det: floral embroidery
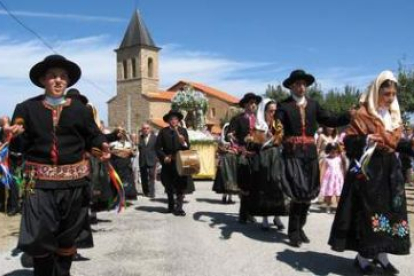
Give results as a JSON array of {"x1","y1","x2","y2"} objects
[
  {"x1": 392, "y1": 220, "x2": 409, "y2": 237},
  {"x1": 372, "y1": 214, "x2": 391, "y2": 233},
  {"x1": 371, "y1": 213, "x2": 409, "y2": 237}
]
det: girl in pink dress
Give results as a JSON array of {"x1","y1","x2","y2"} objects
[{"x1": 320, "y1": 143, "x2": 345, "y2": 213}]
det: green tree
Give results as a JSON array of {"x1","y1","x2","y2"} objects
[
  {"x1": 265, "y1": 84, "x2": 289, "y2": 102},
  {"x1": 397, "y1": 67, "x2": 414, "y2": 123}
]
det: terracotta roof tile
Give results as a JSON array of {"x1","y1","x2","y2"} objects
[
  {"x1": 144, "y1": 91, "x2": 176, "y2": 101},
  {"x1": 168, "y1": 81, "x2": 239, "y2": 104}
]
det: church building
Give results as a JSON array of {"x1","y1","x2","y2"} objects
[{"x1": 107, "y1": 10, "x2": 239, "y2": 133}]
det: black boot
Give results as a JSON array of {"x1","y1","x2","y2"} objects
[
  {"x1": 299, "y1": 203, "x2": 311, "y2": 243},
  {"x1": 54, "y1": 255, "x2": 73, "y2": 276},
  {"x1": 238, "y1": 195, "x2": 255, "y2": 223},
  {"x1": 33, "y1": 255, "x2": 55, "y2": 276},
  {"x1": 288, "y1": 202, "x2": 302, "y2": 247},
  {"x1": 174, "y1": 194, "x2": 186, "y2": 216},
  {"x1": 167, "y1": 193, "x2": 175, "y2": 213}
]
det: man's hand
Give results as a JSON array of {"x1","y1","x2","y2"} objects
[
  {"x1": 100, "y1": 142, "x2": 111, "y2": 162},
  {"x1": 164, "y1": 156, "x2": 172, "y2": 164},
  {"x1": 4, "y1": 125, "x2": 25, "y2": 138}
]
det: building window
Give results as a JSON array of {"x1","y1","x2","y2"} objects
[
  {"x1": 148, "y1": 58, "x2": 154, "y2": 78},
  {"x1": 211, "y1": 108, "x2": 216, "y2": 118},
  {"x1": 132, "y1": 58, "x2": 137, "y2": 78},
  {"x1": 123, "y1": 60, "x2": 128, "y2": 79}
]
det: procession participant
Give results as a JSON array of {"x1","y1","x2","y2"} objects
[
  {"x1": 0, "y1": 116, "x2": 21, "y2": 216},
  {"x1": 227, "y1": 92, "x2": 262, "y2": 224},
  {"x1": 316, "y1": 126, "x2": 338, "y2": 159},
  {"x1": 212, "y1": 123, "x2": 238, "y2": 204},
  {"x1": 109, "y1": 129, "x2": 138, "y2": 200},
  {"x1": 138, "y1": 123, "x2": 157, "y2": 198},
  {"x1": 329, "y1": 71, "x2": 411, "y2": 275},
  {"x1": 65, "y1": 89, "x2": 121, "y2": 211},
  {"x1": 276, "y1": 69, "x2": 353, "y2": 247},
  {"x1": 6, "y1": 54, "x2": 110, "y2": 276},
  {"x1": 251, "y1": 98, "x2": 287, "y2": 230},
  {"x1": 155, "y1": 110, "x2": 192, "y2": 216},
  {"x1": 319, "y1": 142, "x2": 345, "y2": 214}
]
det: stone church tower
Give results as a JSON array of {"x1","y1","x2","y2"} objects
[{"x1": 108, "y1": 10, "x2": 160, "y2": 132}]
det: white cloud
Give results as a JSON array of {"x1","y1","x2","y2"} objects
[
  {"x1": 0, "y1": 35, "x2": 117, "y2": 120},
  {"x1": 159, "y1": 44, "x2": 275, "y2": 96},
  {"x1": 313, "y1": 67, "x2": 376, "y2": 91},
  {"x1": 0, "y1": 10, "x2": 125, "y2": 23}
]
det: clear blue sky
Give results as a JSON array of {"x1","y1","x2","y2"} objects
[{"x1": 1, "y1": 0, "x2": 413, "y2": 118}]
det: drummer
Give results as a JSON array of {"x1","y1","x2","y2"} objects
[{"x1": 155, "y1": 110, "x2": 192, "y2": 216}]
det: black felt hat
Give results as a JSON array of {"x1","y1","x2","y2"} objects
[
  {"x1": 66, "y1": 88, "x2": 88, "y2": 105},
  {"x1": 29, "y1": 55, "x2": 81, "y2": 88},
  {"x1": 239, "y1": 92, "x2": 262, "y2": 107},
  {"x1": 282, "y1": 69, "x2": 315, "y2": 88},
  {"x1": 163, "y1": 110, "x2": 184, "y2": 122}
]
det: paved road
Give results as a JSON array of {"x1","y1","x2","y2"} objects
[{"x1": 1, "y1": 181, "x2": 412, "y2": 276}]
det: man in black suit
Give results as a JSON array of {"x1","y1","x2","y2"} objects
[
  {"x1": 138, "y1": 123, "x2": 157, "y2": 198},
  {"x1": 155, "y1": 110, "x2": 191, "y2": 216}
]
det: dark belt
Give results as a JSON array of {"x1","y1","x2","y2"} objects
[{"x1": 25, "y1": 160, "x2": 90, "y2": 181}]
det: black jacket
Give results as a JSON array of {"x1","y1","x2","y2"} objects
[
  {"x1": 227, "y1": 113, "x2": 251, "y2": 146},
  {"x1": 138, "y1": 133, "x2": 157, "y2": 167},
  {"x1": 10, "y1": 94, "x2": 106, "y2": 165},
  {"x1": 276, "y1": 96, "x2": 350, "y2": 158},
  {"x1": 155, "y1": 126, "x2": 190, "y2": 165}
]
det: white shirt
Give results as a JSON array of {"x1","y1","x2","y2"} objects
[{"x1": 377, "y1": 108, "x2": 393, "y2": 131}]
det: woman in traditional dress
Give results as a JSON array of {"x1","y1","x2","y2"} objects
[
  {"x1": 249, "y1": 99, "x2": 287, "y2": 230},
  {"x1": 329, "y1": 71, "x2": 411, "y2": 275},
  {"x1": 212, "y1": 123, "x2": 238, "y2": 204}
]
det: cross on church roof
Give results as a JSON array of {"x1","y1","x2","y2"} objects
[{"x1": 118, "y1": 9, "x2": 157, "y2": 49}]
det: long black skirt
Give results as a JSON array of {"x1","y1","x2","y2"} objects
[
  {"x1": 329, "y1": 151, "x2": 411, "y2": 258},
  {"x1": 248, "y1": 147, "x2": 288, "y2": 216},
  {"x1": 110, "y1": 156, "x2": 137, "y2": 198},
  {"x1": 90, "y1": 156, "x2": 114, "y2": 209},
  {"x1": 212, "y1": 153, "x2": 239, "y2": 194}
]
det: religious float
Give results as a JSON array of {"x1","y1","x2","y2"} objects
[{"x1": 171, "y1": 85, "x2": 217, "y2": 179}]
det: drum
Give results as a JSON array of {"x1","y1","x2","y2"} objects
[{"x1": 175, "y1": 150, "x2": 201, "y2": 176}]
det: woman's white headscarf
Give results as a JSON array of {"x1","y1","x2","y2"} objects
[
  {"x1": 220, "y1": 123, "x2": 230, "y2": 145},
  {"x1": 359, "y1": 70, "x2": 401, "y2": 131},
  {"x1": 255, "y1": 98, "x2": 275, "y2": 133}
]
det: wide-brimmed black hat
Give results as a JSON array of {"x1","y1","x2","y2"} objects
[
  {"x1": 163, "y1": 110, "x2": 184, "y2": 122},
  {"x1": 282, "y1": 69, "x2": 315, "y2": 88},
  {"x1": 29, "y1": 55, "x2": 81, "y2": 88},
  {"x1": 239, "y1": 92, "x2": 262, "y2": 107},
  {"x1": 66, "y1": 88, "x2": 88, "y2": 105}
]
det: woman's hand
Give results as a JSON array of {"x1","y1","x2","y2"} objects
[{"x1": 367, "y1": 134, "x2": 383, "y2": 144}]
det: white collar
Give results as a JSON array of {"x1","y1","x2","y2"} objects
[{"x1": 291, "y1": 94, "x2": 307, "y2": 106}]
